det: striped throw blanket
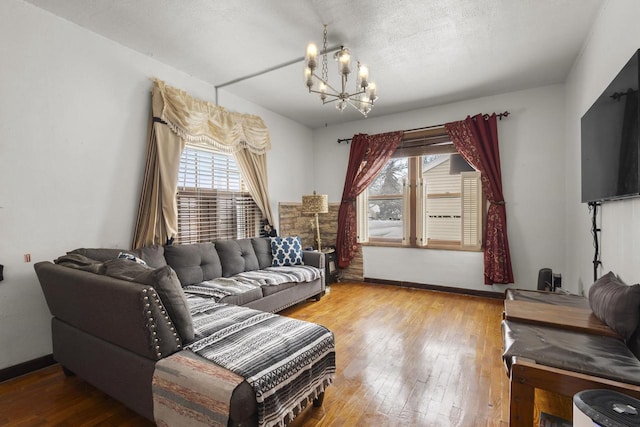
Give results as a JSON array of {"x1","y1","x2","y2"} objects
[
  {"x1": 152, "y1": 351, "x2": 244, "y2": 427},
  {"x1": 185, "y1": 299, "x2": 335, "y2": 427},
  {"x1": 183, "y1": 277, "x2": 261, "y2": 302},
  {"x1": 234, "y1": 265, "x2": 322, "y2": 286}
]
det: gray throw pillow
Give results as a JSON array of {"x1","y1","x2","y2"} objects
[
  {"x1": 68, "y1": 248, "x2": 125, "y2": 262},
  {"x1": 589, "y1": 271, "x2": 640, "y2": 340},
  {"x1": 103, "y1": 259, "x2": 194, "y2": 342},
  {"x1": 133, "y1": 245, "x2": 167, "y2": 269},
  {"x1": 54, "y1": 253, "x2": 104, "y2": 274}
]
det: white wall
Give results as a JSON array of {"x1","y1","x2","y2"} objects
[
  {"x1": 312, "y1": 85, "x2": 567, "y2": 293},
  {"x1": 0, "y1": 0, "x2": 314, "y2": 369},
  {"x1": 564, "y1": 0, "x2": 640, "y2": 295}
]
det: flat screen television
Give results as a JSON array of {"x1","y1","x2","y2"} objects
[{"x1": 581, "y1": 49, "x2": 640, "y2": 203}]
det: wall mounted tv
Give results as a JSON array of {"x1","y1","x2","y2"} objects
[{"x1": 581, "y1": 49, "x2": 640, "y2": 203}]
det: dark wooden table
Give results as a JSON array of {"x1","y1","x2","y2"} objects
[{"x1": 503, "y1": 299, "x2": 621, "y2": 339}]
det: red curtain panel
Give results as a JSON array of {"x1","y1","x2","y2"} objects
[
  {"x1": 337, "y1": 131, "x2": 403, "y2": 268},
  {"x1": 445, "y1": 114, "x2": 514, "y2": 285}
]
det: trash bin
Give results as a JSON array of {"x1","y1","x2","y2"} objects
[{"x1": 574, "y1": 389, "x2": 640, "y2": 426}]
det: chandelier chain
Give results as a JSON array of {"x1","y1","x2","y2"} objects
[{"x1": 321, "y1": 25, "x2": 328, "y2": 83}]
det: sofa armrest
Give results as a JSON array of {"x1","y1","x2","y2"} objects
[
  {"x1": 35, "y1": 261, "x2": 181, "y2": 360},
  {"x1": 302, "y1": 250, "x2": 325, "y2": 269}
]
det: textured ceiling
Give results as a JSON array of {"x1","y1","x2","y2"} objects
[{"x1": 25, "y1": 0, "x2": 604, "y2": 128}]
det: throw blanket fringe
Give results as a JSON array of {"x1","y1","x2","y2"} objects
[{"x1": 186, "y1": 303, "x2": 335, "y2": 427}]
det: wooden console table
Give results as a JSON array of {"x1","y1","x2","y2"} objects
[{"x1": 503, "y1": 299, "x2": 621, "y2": 339}]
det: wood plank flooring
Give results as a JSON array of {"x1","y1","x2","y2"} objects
[{"x1": 0, "y1": 282, "x2": 511, "y2": 426}]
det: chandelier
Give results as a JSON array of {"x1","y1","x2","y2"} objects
[{"x1": 304, "y1": 25, "x2": 378, "y2": 117}]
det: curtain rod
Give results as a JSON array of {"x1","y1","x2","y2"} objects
[{"x1": 336, "y1": 111, "x2": 510, "y2": 144}]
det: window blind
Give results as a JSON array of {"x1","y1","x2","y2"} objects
[{"x1": 176, "y1": 146, "x2": 262, "y2": 244}]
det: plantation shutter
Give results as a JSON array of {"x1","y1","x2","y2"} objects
[
  {"x1": 461, "y1": 171, "x2": 482, "y2": 250},
  {"x1": 415, "y1": 178, "x2": 427, "y2": 247},
  {"x1": 176, "y1": 145, "x2": 262, "y2": 243},
  {"x1": 356, "y1": 191, "x2": 369, "y2": 243}
]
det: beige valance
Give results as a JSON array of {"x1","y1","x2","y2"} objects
[{"x1": 152, "y1": 79, "x2": 271, "y2": 154}]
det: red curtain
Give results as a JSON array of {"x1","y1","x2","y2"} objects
[
  {"x1": 337, "y1": 131, "x2": 403, "y2": 268},
  {"x1": 445, "y1": 114, "x2": 514, "y2": 285}
]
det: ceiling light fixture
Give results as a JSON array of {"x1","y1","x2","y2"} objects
[{"x1": 304, "y1": 25, "x2": 378, "y2": 117}]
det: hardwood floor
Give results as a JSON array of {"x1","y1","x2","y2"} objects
[{"x1": 0, "y1": 282, "x2": 511, "y2": 426}]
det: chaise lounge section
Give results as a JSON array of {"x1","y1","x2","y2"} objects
[{"x1": 35, "y1": 236, "x2": 335, "y2": 426}]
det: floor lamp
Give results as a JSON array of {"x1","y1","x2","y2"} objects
[{"x1": 301, "y1": 191, "x2": 329, "y2": 252}]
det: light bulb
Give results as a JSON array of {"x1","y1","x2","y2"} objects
[
  {"x1": 319, "y1": 82, "x2": 327, "y2": 101},
  {"x1": 359, "y1": 65, "x2": 369, "y2": 87},
  {"x1": 337, "y1": 48, "x2": 351, "y2": 75},
  {"x1": 304, "y1": 67, "x2": 313, "y2": 89},
  {"x1": 306, "y1": 43, "x2": 318, "y2": 70},
  {"x1": 368, "y1": 82, "x2": 377, "y2": 101}
]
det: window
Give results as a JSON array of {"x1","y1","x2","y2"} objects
[
  {"x1": 176, "y1": 145, "x2": 262, "y2": 243},
  {"x1": 357, "y1": 128, "x2": 484, "y2": 251}
]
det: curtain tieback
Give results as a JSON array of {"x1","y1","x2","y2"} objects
[{"x1": 491, "y1": 200, "x2": 506, "y2": 206}]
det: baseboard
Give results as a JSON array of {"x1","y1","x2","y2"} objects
[
  {"x1": 363, "y1": 277, "x2": 504, "y2": 300},
  {"x1": 0, "y1": 354, "x2": 56, "y2": 383}
]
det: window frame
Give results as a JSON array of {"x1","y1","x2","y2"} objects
[
  {"x1": 357, "y1": 128, "x2": 485, "y2": 252},
  {"x1": 175, "y1": 144, "x2": 262, "y2": 244}
]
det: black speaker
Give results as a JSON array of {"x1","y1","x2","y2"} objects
[
  {"x1": 537, "y1": 268, "x2": 553, "y2": 291},
  {"x1": 553, "y1": 273, "x2": 562, "y2": 289}
]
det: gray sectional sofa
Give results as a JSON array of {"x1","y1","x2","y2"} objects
[{"x1": 34, "y1": 237, "x2": 332, "y2": 426}]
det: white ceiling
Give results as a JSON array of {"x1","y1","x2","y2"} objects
[{"x1": 25, "y1": 0, "x2": 604, "y2": 129}]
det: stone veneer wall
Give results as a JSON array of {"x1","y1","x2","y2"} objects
[{"x1": 278, "y1": 202, "x2": 363, "y2": 282}]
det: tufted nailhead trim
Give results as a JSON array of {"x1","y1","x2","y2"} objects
[{"x1": 141, "y1": 286, "x2": 183, "y2": 360}]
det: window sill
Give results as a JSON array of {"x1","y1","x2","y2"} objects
[{"x1": 360, "y1": 241, "x2": 482, "y2": 252}]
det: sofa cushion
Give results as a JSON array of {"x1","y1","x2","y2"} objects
[
  {"x1": 589, "y1": 271, "x2": 640, "y2": 340},
  {"x1": 215, "y1": 239, "x2": 260, "y2": 277},
  {"x1": 164, "y1": 243, "x2": 222, "y2": 286},
  {"x1": 261, "y1": 281, "x2": 298, "y2": 297},
  {"x1": 251, "y1": 237, "x2": 273, "y2": 269},
  {"x1": 103, "y1": 258, "x2": 195, "y2": 342},
  {"x1": 502, "y1": 319, "x2": 640, "y2": 386},
  {"x1": 270, "y1": 236, "x2": 303, "y2": 267},
  {"x1": 183, "y1": 279, "x2": 264, "y2": 306}
]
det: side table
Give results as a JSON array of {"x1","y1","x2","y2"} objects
[{"x1": 322, "y1": 247, "x2": 339, "y2": 285}]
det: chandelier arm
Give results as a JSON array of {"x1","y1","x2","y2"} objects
[
  {"x1": 311, "y1": 72, "x2": 342, "y2": 97},
  {"x1": 345, "y1": 99, "x2": 369, "y2": 116},
  {"x1": 321, "y1": 98, "x2": 340, "y2": 105},
  {"x1": 308, "y1": 89, "x2": 340, "y2": 101},
  {"x1": 346, "y1": 91, "x2": 369, "y2": 102}
]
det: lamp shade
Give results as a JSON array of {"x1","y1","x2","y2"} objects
[{"x1": 301, "y1": 192, "x2": 328, "y2": 214}]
